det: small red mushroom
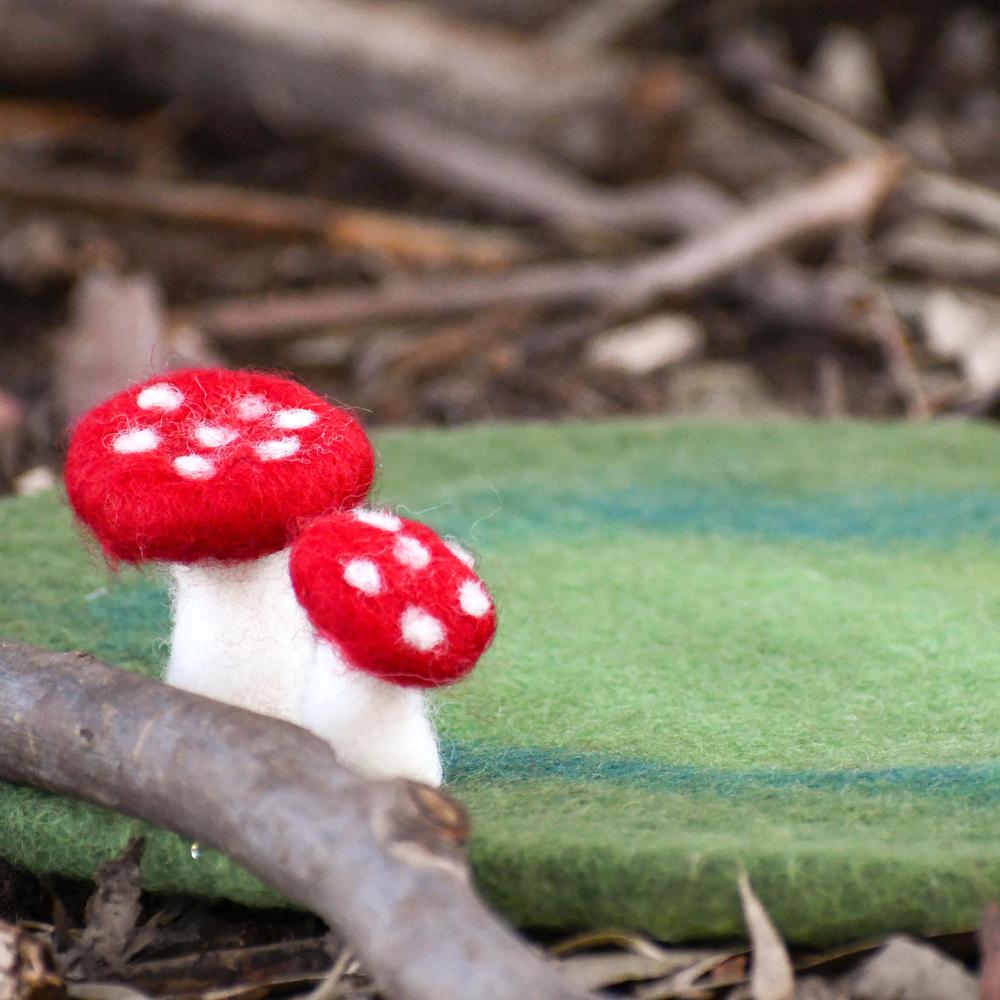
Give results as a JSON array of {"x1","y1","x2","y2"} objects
[
  {"x1": 289, "y1": 508, "x2": 497, "y2": 783},
  {"x1": 291, "y1": 508, "x2": 496, "y2": 687},
  {"x1": 65, "y1": 368, "x2": 374, "y2": 720},
  {"x1": 65, "y1": 367, "x2": 374, "y2": 564}
]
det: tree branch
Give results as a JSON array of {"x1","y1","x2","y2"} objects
[
  {"x1": 0, "y1": 0, "x2": 681, "y2": 172},
  {"x1": 0, "y1": 640, "x2": 589, "y2": 1000},
  {"x1": 0, "y1": 162, "x2": 530, "y2": 270},
  {"x1": 362, "y1": 109, "x2": 730, "y2": 236},
  {"x1": 197, "y1": 154, "x2": 904, "y2": 340}
]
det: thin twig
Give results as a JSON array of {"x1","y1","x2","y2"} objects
[
  {"x1": 363, "y1": 110, "x2": 729, "y2": 237},
  {"x1": 851, "y1": 282, "x2": 932, "y2": 420},
  {"x1": 0, "y1": 163, "x2": 530, "y2": 269},
  {"x1": 615, "y1": 153, "x2": 904, "y2": 310},
  {"x1": 304, "y1": 948, "x2": 356, "y2": 1000},
  {"x1": 758, "y1": 83, "x2": 882, "y2": 157},
  {"x1": 760, "y1": 83, "x2": 1000, "y2": 240},
  {"x1": 122, "y1": 938, "x2": 333, "y2": 994},
  {"x1": 197, "y1": 154, "x2": 903, "y2": 340},
  {"x1": 909, "y1": 173, "x2": 1000, "y2": 241}
]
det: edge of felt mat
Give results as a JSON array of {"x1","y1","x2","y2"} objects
[{"x1": 4, "y1": 418, "x2": 1000, "y2": 945}]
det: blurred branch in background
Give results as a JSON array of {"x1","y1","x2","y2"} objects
[
  {"x1": 196, "y1": 154, "x2": 902, "y2": 336},
  {"x1": 542, "y1": 0, "x2": 680, "y2": 55},
  {"x1": 0, "y1": 0, "x2": 689, "y2": 173},
  {"x1": 0, "y1": 0, "x2": 998, "y2": 480}
]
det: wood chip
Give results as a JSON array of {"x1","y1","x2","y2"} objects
[{"x1": 586, "y1": 314, "x2": 704, "y2": 375}]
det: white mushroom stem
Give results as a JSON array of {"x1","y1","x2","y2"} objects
[
  {"x1": 166, "y1": 549, "x2": 314, "y2": 723},
  {"x1": 299, "y1": 642, "x2": 443, "y2": 786}
]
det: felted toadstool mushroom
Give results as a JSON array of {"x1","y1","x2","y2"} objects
[
  {"x1": 65, "y1": 368, "x2": 374, "y2": 721},
  {"x1": 289, "y1": 507, "x2": 497, "y2": 784}
]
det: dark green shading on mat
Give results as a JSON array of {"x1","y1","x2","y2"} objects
[{"x1": 3, "y1": 421, "x2": 1000, "y2": 944}]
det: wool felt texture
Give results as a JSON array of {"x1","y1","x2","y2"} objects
[
  {"x1": 299, "y1": 646, "x2": 443, "y2": 785},
  {"x1": 290, "y1": 510, "x2": 497, "y2": 687},
  {"x1": 167, "y1": 551, "x2": 315, "y2": 722},
  {"x1": 4, "y1": 420, "x2": 1000, "y2": 945},
  {"x1": 290, "y1": 508, "x2": 495, "y2": 785},
  {"x1": 65, "y1": 368, "x2": 375, "y2": 564}
]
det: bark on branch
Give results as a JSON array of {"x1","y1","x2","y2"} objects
[{"x1": 0, "y1": 640, "x2": 589, "y2": 1000}]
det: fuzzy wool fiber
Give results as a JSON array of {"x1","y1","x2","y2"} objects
[
  {"x1": 290, "y1": 508, "x2": 496, "y2": 785},
  {"x1": 5, "y1": 421, "x2": 1000, "y2": 945},
  {"x1": 299, "y1": 644, "x2": 443, "y2": 785},
  {"x1": 291, "y1": 510, "x2": 496, "y2": 687},
  {"x1": 65, "y1": 368, "x2": 374, "y2": 564},
  {"x1": 167, "y1": 550, "x2": 315, "y2": 722}
]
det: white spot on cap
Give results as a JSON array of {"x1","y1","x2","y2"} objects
[
  {"x1": 394, "y1": 535, "x2": 431, "y2": 569},
  {"x1": 137, "y1": 384, "x2": 183, "y2": 411},
  {"x1": 354, "y1": 508, "x2": 402, "y2": 532},
  {"x1": 274, "y1": 408, "x2": 318, "y2": 430},
  {"x1": 234, "y1": 394, "x2": 270, "y2": 421},
  {"x1": 112, "y1": 428, "x2": 160, "y2": 454},
  {"x1": 343, "y1": 558, "x2": 382, "y2": 595},
  {"x1": 459, "y1": 579, "x2": 491, "y2": 617},
  {"x1": 194, "y1": 424, "x2": 238, "y2": 449},
  {"x1": 446, "y1": 540, "x2": 476, "y2": 568},
  {"x1": 173, "y1": 454, "x2": 216, "y2": 480},
  {"x1": 401, "y1": 607, "x2": 445, "y2": 652},
  {"x1": 255, "y1": 437, "x2": 300, "y2": 461}
]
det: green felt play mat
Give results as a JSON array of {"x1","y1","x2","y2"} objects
[{"x1": 3, "y1": 420, "x2": 1000, "y2": 946}]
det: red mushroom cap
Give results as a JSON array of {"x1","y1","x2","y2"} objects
[
  {"x1": 65, "y1": 368, "x2": 375, "y2": 564},
  {"x1": 290, "y1": 509, "x2": 497, "y2": 688}
]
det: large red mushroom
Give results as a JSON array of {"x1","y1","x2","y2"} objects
[
  {"x1": 290, "y1": 507, "x2": 496, "y2": 784},
  {"x1": 65, "y1": 368, "x2": 374, "y2": 720}
]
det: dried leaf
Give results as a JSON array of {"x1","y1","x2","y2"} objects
[
  {"x1": 711, "y1": 954, "x2": 749, "y2": 981},
  {"x1": 634, "y1": 951, "x2": 747, "y2": 1000},
  {"x1": 54, "y1": 270, "x2": 168, "y2": 426},
  {"x1": 549, "y1": 928, "x2": 674, "y2": 960},
  {"x1": 738, "y1": 873, "x2": 794, "y2": 1000},
  {"x1": 559, "y1": 951, "x2": 699, "y2": 991},
  {"x1": 67, "y1": 838, "x2": 145, "y2": 976}
]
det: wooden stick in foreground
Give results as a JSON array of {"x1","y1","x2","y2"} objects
[
  {"x1": 198, "y1": 154, "x2": 904, "y2": 340},
  {"x1": 0, "y1": 640, "x2": 589, "y2": 1000}
]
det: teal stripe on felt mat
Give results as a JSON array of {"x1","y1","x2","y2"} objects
[
  {"x1": 443, "y1": 742, "x2": 1000, "y2": 803},
  {"x1": 405, "y1": 484, "x2": 1000, "y2": 545},
  {"x1": 4, "y1": 419, "x2": 1000, "y2": 945}
]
